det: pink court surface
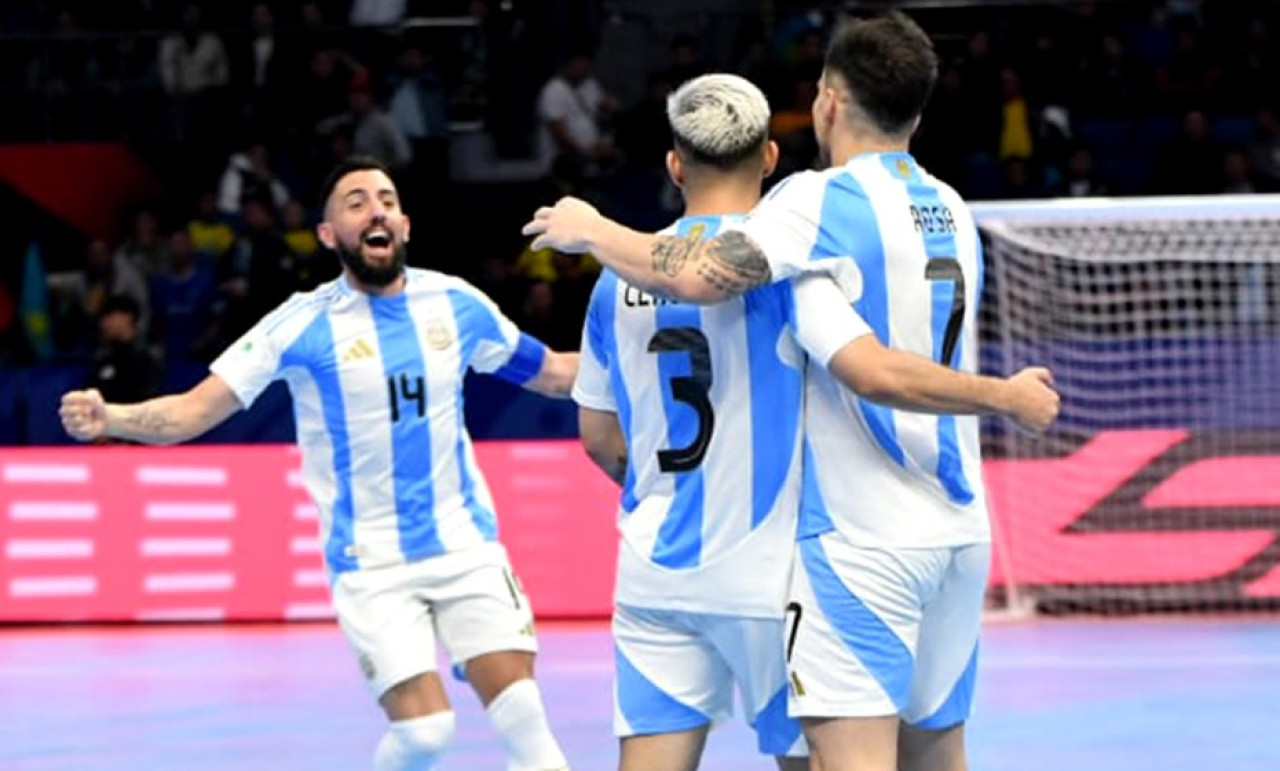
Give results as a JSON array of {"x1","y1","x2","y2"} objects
[{"x1": 2, "y1": 616, "x2": 1278, "y2": 770}]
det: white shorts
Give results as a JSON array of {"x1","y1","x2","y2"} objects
[
  {"x1": 613, "y1": 604, "x2": 806, "y2": 757},
  {"x1": 785, "y1": 534, "x2": 989, "y2": 727},
  {"x1": 332, "y1": 542, "x2": 537, "y2": 697}
]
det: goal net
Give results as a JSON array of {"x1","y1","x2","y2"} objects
[{"x1": 974, "y1": 195, "x2": 1280, "y2": 616}]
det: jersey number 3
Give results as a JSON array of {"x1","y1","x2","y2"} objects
[
  {"x1": 925, "y1": 257, "x2": 966, "y2": 366},
  {"x1": 647, "y1": 327, "x2": 714, "y2": 473}
]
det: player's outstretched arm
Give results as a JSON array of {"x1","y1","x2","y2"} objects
[
  {"x1": 522, "y1": 197, "x2": 772, "y2": 305},
  {"x1": 522, "y1": 351, "x2": 580, "y2": 399},
  {"x1": 578, "y1": 407, "x2": 627, "y2": 487},
  {"x1": 827, "y1": 339, "x2": 1060, "y2": 434},
  {"x1": 59, "y1": 375, "x2": 244, "y2": 445}
]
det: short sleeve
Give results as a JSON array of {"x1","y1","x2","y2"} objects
[
  {"x1": 446, "y1": 280, "x2": 545, "y2": 384},
  {"x1": 723, "y1": 171, "x2": 828, "y2": 282},
  {"x1": 537, "y1": 80, "x2": 573, "y2": 122},
  {"x1": 790, "y1": 273, "x2": 874, "y2": 367},
  {"x1": 209, "y1": 314, "x2": 289, "y2": 408},
  {"x1": 571, "y1": 273, "x2": 616, "y2": 412}
]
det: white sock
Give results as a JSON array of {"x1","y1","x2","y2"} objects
[
  {"x1": 485, "y1": 679, "x2": 569, "y2": 771},
  {"x1": 374, "y1": 711, "x2": 456, "y2": 771}
]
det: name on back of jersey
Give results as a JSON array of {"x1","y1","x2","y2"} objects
[
  {"x1": 623, "y1": 285, "x2": 675, "y2": 308},
  {"x1": 910, "y1": 204, "x2": 957, "y2": 234}
]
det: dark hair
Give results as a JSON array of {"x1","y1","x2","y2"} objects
[
  {"x1": 100, "y1": 294, "x2": 141, "y2": 320},
  {"x1": 318, "y1": 155, "x2": 394, "y2": 210},
  {"x1": 825, "y1": 12, "x2": 938, "y2": 136}
]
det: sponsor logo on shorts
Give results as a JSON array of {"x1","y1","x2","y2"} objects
[{"x1": 520, "y1": 620, "x2": 536, "y2": 637}]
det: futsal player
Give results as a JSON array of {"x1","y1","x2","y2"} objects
[
  {"x1": 61, "y1": 157, "x2": 577, "y2": 771},
  {"x1": 566, "y1": 54, "x2": 1058, "y2": 771}
]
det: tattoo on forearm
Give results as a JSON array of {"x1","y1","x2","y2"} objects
[
  {"x1": 650, "y1": 231, "x2": 771, "y2": 298},
  {"x1": 123, "y1": 406, "x2": 178, "y2": 437},
  {"x1": 650, "y1": 235, "x2": 698, "y2": 277}
]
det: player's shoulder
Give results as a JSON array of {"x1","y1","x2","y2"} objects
[
  {"x1": 405, "y1": 268, "x2": 484, "y2": 299},
  {"x1": 257, "y1": 280, "x2": 342, "y2": 340},
  {"x1": 760, "y1": 169, "x2": 838, "y2": 205}
]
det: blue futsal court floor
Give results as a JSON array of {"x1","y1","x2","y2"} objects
[{"x1": 1, "y1": 617, "x2": 1278, "y2": 770}]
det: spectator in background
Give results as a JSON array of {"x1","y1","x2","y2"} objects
[
  {"x1": 1222, "y1": 149, "x2": 1256, "y2": 194},
  {"x1": 87, "y1": 294, "x2": 159, "y2": 413},
  {"x1": 291, "y1": 47, "x2": 364, "y2": 139},
  {"x1": 149, "y1": 230, "x2": 219, "y2": 363},
  {"x1": 1248, "y1": 107, "x2": 1280, "y2": 192},
  {"x1": 157, "y1": 2, "x2": 228, "y2": 144},
  {"x1": 535, "y1": 51, "x2": 618, "y2": 177},
  {"x1": 998, "y1": 69, "x2": 1034, "y2": 161},
  {"x1": 999, "y1": 157, "x2": 1049, "y2": 199},
  {"x1": 664, "y1": 34, "x2": 707, "y2": 89},
  {"x1": 1059, "y1": 147, "x2": 1113, "y2": 198},
  {"x1": 99, "y1": 32, "x2": 162, "y2": 144},
  {"x1": 228, "y1": 3, "x2": 286, "y2": 128},
  {"x1": 218, "y1": 199, "x2": 291, "y2": 342},
  {"x1": 187, "y1": 191, "x2": 236, "y2": 265},
  {"x1": 1079, "y1": 33, "x2": 1145, "y2": 116},
  {"x1": 217, "y1": 141, "x2": 292, "y2": 217},
  {"x1": 1151, "y1": 108, "x2": 1224, "y2": 194},
  {"x1": 389, "y1": 45, "x2": 451, "y2": 217},
  {"x1": 114, "y1": 208, "x2": 169, "y2": 277},
  {"x1": 319, "y1": 73, "x2": 413, "y2": 171},
  {"x1": 79, "y1": 238, "x2": 151, "y2": 337},
  {"x1": 1154, "y1": 25, "x2": 1216, "y2": 114},
  {"x1": 280, "y1": 200, "x2": 327, "y2": 291}
]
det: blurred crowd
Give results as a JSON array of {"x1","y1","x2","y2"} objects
[{"x1": 2, "y1": 0, "x2": 1279, "y2": 408}]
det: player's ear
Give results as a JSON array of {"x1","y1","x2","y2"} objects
[
  {"x1": 762, "y1": 140, "x2": 779, "y2": 179},
  {"x1": 402, "y1": 213, "x2": 411, "y2": 244},
  {"x1": 317, "y1": 221, "x2": 336, "y2": 250},
  {"x1": 665, "y1": 150, "x2": 684, "y2": 189}
]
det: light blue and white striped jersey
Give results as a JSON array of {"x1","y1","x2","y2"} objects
[
  {"x1": 211, "y1": 268, "x2": 546, "y2": 575},
  {"x1": 573, "y1": 215, "x2": 809, "y2": 617},
  {"x1": 730, "y1": 152, "x2": 991, "y2": 548}
]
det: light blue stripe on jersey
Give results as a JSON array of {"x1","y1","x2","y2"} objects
[
  {"x1": 371, "y1": 294, "x2": 445, "y2": 560},
  {"x1": 445, "y1": 289, "x2": 504, "y2": 538},
  {"x1": 590, "y1": 271, "x2": 639, "y2": 511},
  {"x1": 816, "y1": 174, "x2": 905, "y2": 466},
  {"x1": 650, "y1": 300, "x2": 706, "y2": 569},
  {"x1": 886, "y1": 155, "x2": 974, "y2": 504},
  {"x1": 649, "y1": 215, "x2": 712, "y2": 569},
  {"x1": 281, "y1": 312, "x2": 358, "y2": 573},
  {"x1": 743, "y1": 286, "x2": 800, "y2": 529},
  {"x1": 798, "y1": 439, "x2": 836, "y2": 538}
]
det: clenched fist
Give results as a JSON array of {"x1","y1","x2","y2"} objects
[
  {"x1": 60, "y1": 389, "x2": 109, "y2": 442},
  {"x1": 1005, "y1": 367, "x2": 1060, "y2": 435}
]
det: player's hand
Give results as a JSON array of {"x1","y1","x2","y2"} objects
[
  {"x1": 1005, "y1": 367, "x2": 1060, "y2": 435},
  {"x1": 521, "y1": 196, "x2": 602, "y2": 254},
  {"x1": 60, "y1": 389, "x2": 109, "y2": 442}
]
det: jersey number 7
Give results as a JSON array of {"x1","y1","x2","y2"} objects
[
  {"x1": 647, "y1": 327, "x2": 714, "y2": 473},
  {"x1": 925, "y1": 257, "x2": 966, "y2": 366}
]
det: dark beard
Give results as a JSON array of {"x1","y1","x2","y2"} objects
[{"x1": 335, "y1": 239, "x2": 407, "y2": 288}]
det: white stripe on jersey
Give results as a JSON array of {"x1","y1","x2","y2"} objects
[{"x1": 732, "y1": 153, "x2": 991, "y2": 548}]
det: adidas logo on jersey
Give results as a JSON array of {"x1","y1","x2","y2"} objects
[{"x1": 341, "y1": 339, "x2": 375, "y2": 363}]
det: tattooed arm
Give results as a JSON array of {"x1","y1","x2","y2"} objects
[
  {"x1": 59, "y1": 375, "x2": 244, "y2": 445},
  {"x1": 523, "y1": 197, "x2": 773, "y2": 304}
]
